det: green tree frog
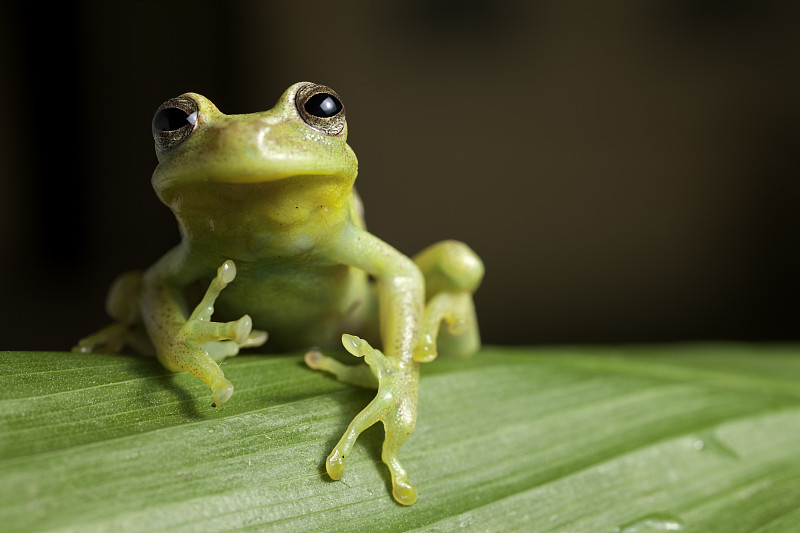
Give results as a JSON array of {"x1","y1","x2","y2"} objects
[{"x1": 75, "y1": 82, "x2": 483, "y2": 505}]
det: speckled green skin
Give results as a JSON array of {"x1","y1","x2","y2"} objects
[{"x1": 75, "y1": 82, "x2": 483, "y2": 505}]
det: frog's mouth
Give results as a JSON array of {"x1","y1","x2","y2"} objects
[
  {"x1": 156, "y1": 170, "x2": 356, "y2": 216},
  {"x1": 154, "y1": 163, "x2": 356, "y2": 192},
  {"x1": 204, "y1": 167, "x2": 345, "y2": 184}
]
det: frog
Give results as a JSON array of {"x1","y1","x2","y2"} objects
[{"x1": 74, "y1": 82, "x2": 484, "y2": 506}]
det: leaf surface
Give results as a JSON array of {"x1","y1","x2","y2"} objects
[{"x1": 2, "y1": 345, "x2": 799, "y2": 532}]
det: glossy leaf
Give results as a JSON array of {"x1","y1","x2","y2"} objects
[{"x1": 1, "y1": 345, "x2": 799, "y2": 532}]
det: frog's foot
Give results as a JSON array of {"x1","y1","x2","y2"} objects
[
  {"x1": 413, "y1": 291, "x2": 480, "y2": 362},
  {"x1": 159, "y1": 260, "x2": 263, "y2": 407},
  {"x1": 73, "y1": 271, "x2": 153, "y2": 355},
  {"x1": 73, "y1": 323, "x2": 130, "y2": 354},
  {"x1": 164, "y1": 314, "x2": 248, "y2": 406},
  {"x1": 73, "y1": 323, "x2": 154, "y2": 356},
  {"x1": 185, "y1": 260, "x2": 266, "y2": 354},
  {"x1": 316, "y1": 335, "x2": 419, "y2": 505}
]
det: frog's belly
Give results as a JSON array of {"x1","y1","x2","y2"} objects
[{"x1": 209, "y1": 264, "x2": 375, "y2": 351}]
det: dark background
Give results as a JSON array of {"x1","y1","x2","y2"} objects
[{"x1": 2, "y1": 1, "x2": 799, "y2": 350}]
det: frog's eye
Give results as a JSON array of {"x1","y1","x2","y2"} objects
[
  {"x1": 152, "y1": 96, "x2": 199, "y2": 151},
  {"x1": 295, "y1": 83, "x2": 346, "y2": 136}
]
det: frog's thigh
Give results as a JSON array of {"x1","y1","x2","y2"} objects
[
  {"x1": 413, "y1": 241, "x2": 484, "y2": 360},
  {"x1": 106, "y1": 271, "x2": 144, "y2": 325},
  {"x1": 413, "y1": 240, "x2": 483, "y2": 296}
]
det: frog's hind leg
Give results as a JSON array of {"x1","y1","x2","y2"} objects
[
  {"x1": 73, "y1": 271, "x2": 154, "y2": 355},
  {"x1": 415, "y1": 291, "x2": 479, "y2": 362},
  {"x1": 412, "y1": 240, "x2": 484, "y2": 362}
]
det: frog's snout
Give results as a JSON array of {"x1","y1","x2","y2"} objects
[{"x1": 213, "y1": 119, "x2": 276, "y2": 156}]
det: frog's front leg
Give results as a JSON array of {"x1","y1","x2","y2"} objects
[
  {"x1": 307, "y1": 335, "x2": 419, "y2": 505},
  {"x1": 306, "y1": 225, "x2": 425, "y2": 505},
  {"x1": 144, "y1": 259, "x2": 267, "y2": 406}
]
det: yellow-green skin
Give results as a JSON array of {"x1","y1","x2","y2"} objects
[{"x1": 75, "y1": 82, "x2": 483, "y2": 506}]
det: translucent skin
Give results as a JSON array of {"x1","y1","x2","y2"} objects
[{"x1": 75, "y1": 82, "x2": 484, "y2": 505}]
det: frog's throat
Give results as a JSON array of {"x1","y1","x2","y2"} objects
[{"x1": 159, "y1": 173, "x2": 355, "y2": 228}]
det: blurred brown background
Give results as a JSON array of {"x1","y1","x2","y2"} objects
[{"x1": 1, "y1": 1, "x2": 798, "y2": 349}]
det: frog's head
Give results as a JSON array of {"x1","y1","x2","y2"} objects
[{"x1": 150, "y1": 82, "x2": 358, "y2": 206}]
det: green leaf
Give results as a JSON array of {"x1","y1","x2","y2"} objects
[{"x1": 2, "y1": 345, "x2": 800, "y2": 532}]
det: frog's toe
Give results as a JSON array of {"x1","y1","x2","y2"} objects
[
  {"x1": 217, "y1": 260, "x2": 237, "y2": 284},
  {"x1": 341, "y1": 334, "x2": 388, "y2": 372},
  {"x1": 341, "y1": 334, "x2": 363, "y2": 356},
  {"x1": 392, "y1": 480, "x2": 417, "y2": 506},
  {"x1": 72, "y1": 343, "x2": 93, "y2": 354},
  {"x1": 304, "y1": 349, "x2": 325, "y2": 369},
  {"x1": 231, "y1": 314, "x2": 253, "y2": 345},
  {"x1": 412, "y1": 333, "x2": 438, "y2": 363},
  {"x1": 326, "y1": 449, "x2": 346, "y2": 480},
  {"x1": 211, "y1": 378, "x2": 234, "y2": 407},
  {"x1": 242, "y1": 329, "x2": 268, "y2": 348}
]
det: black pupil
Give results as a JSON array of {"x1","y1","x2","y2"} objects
[
  {"x1": 304, "y1": 93, "x2": 341, "y2": 118},
  {"x1": 153, "y1": 107, "x2": 191, "y2": 132}
]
